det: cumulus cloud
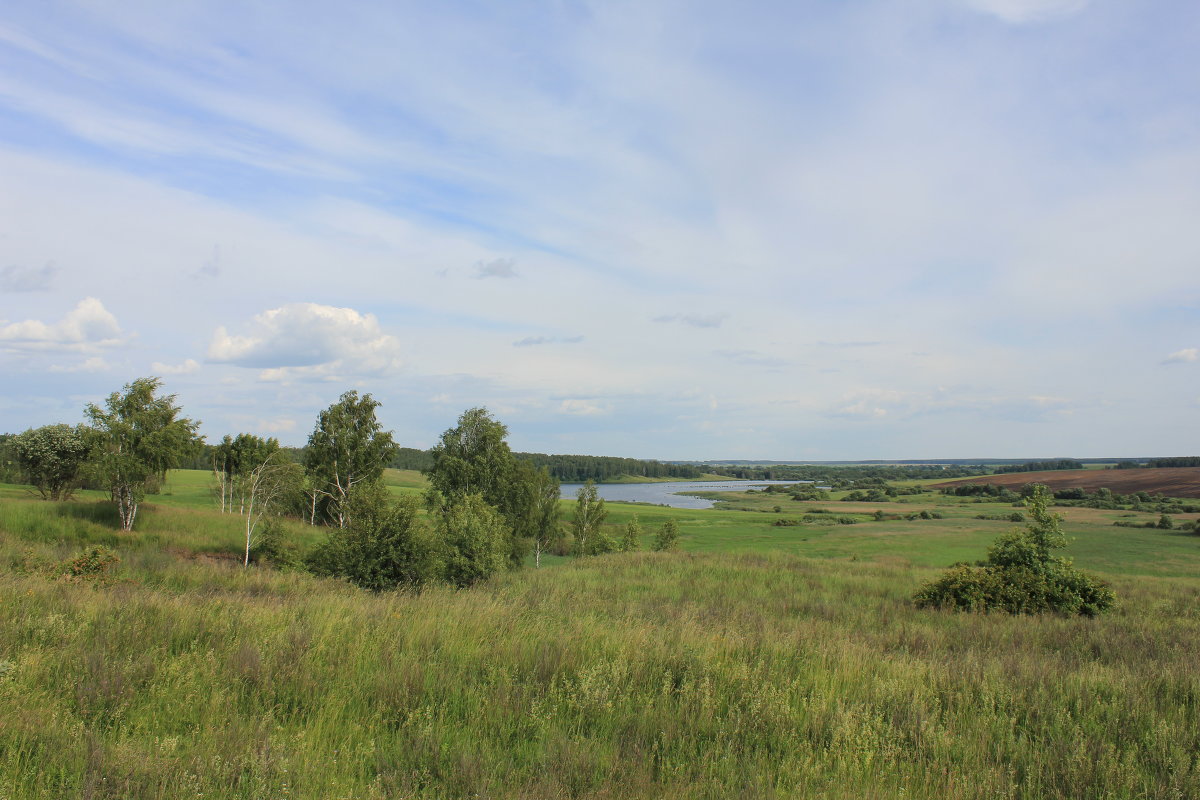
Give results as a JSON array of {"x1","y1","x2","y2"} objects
[
  {"x1": 558, "y1": 398, "x2": 611, "y2": 416},
  {"x1": 1163, "y1": 348, "x2": 1198, "y2": 364},
  {"x1": 47, "y1": 356, "x2": 111, "y2": 373},
  {"x1": 151, "y1": 358, "x2": 200, "y2": 375},
  {"x1": 474, "y1": 258, "x2": 518, "y2": 279},
  {"x1": 962, "y1": 0, "x2": 1091, "y2": 24},
  {"x1": 653, "y1": 313, "x2": 728, "y2": 329},
  {"x1": 0, "y1": 297, "x2": 129, "y2": 352},
  {"x1": 513, "y1": 335, "x2": 584, "y2": 347},
  {"x1": 207, "y1": 303, "x2": 402, "y2": 380},
  {"x1": 1, "y1": 262, "x2": 57, "y2": 292}
]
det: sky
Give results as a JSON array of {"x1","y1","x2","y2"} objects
[{"x1": 0, "y1": 0, "x2": 1197, "y2": 460}]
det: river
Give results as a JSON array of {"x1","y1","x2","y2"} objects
[{"x1": 558, "y1": 480, "x2": 810, "y2": 510}]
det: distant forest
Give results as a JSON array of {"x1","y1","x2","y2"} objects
[
  {"x1": 994, "y1": 459, "x2": 1084, "y2": 474},
  {"x1": 1147, "y1": 457, "x2": 1200, "y2": 468},
  {"x1": 385, "y1": 447, "x2": 703, "y2": 481}
]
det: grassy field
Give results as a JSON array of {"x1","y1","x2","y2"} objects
[{"x1": 1, "y1": 470, "x2": 1199, "y2": 798}]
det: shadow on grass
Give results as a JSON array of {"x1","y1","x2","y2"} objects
[{"x1": 53, "y1": 500, "x2": 121, "y2": 527}]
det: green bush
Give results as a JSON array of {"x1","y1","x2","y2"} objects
[
  {"x1": 914, "y1": 485, "x2": 1115, "y2": 617},
  {"x1": 306, "y1": 489, "x2": 442, "y2": 592}
]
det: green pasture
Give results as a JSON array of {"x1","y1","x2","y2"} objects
[{"x1": 2, "y1": 469, "x2": 1200, "y2": 798}]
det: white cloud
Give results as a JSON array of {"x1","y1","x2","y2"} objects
[
  {"x1": 558, "y1": 398, "x2": 611, "y2": 416},
  {"x1": 151, "y1": 358, "x2": 201, "y2": 375},
  {"x1": 513, "y1": 335, "x2": 584, "y2": 347},
  {"x1": 1, "y1": 262, "x2": 56, "y2": 292},
  {"x1": 258, "y1": 417, "x2": 297, "y2": 433},
  {"x1": 653, "y1": 313, "x2": 728, "y2": 329},
  {"x1": 47, "y1": 356, "x2": 111, "y2": 373},
  {"x1": 962, "y1": 0, "x2": 1091, "y2": 24},
  {"x1": 0, "y1": 297, "x2": 129, "y2": 353},
  {"x1": 1163, "y1": 348, "x2": 1198, "y2": 364},
  {"x1": 207, "y1": 303, "x2": 402, "y2": 381},
  {"x1": 474, "y1": 258, "x2": 518, "y2": 279}
]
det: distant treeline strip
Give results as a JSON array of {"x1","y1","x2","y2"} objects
[
  {"x1": 172, "y1": 444, "x2": 702, "y2": 483},
  {"x1": 994, "y1": 459, "x2": 1083, "y2": 474},
  {"x1": 391, "y1": 447, "x2": 703, "y2": 482},
  {"x1": 702, "y1": 464, "x2": 988, "y2": 481},
  {"x1": 1147, "y1": 457, "x2": 1200, "y2": 468}
]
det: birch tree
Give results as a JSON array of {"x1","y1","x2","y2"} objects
[
  {"x1": 303, "y1": 391, "x2": 398, "y2": 528},
  {"x1": 571, "y1": 479, "x2": 608, "y2": 556},
  {"x1": 240, "y1": 451, "x2": 301, "y2": 565},
  {"x1": 524, "y1": 465, "x2": 562, "y2": 567},
  {"x1": 85, "y1": 377, "x2": 200, "y2": 531}
]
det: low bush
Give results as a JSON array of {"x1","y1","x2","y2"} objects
[{"x1": 915, "y1": 485, "x2": 1115, "y2": 617}]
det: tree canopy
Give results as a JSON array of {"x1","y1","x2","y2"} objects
[
  {"x1": 10, "y1": 424, "x2": 92, "y2": 501},
  {"x1": 85, "y1": 377, "x2": 201, "y2": 531},
  {"x1": 303, "y1": 391, "x2": 398, "y2": 528}
]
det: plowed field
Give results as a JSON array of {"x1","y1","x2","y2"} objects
[{"x1": 930, "y1": 467, "x2": 1200, "y2": 498}]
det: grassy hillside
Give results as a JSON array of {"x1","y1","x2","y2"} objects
[{"x1": 1, "y1": 472, "x2": 1199, "y2": 798}]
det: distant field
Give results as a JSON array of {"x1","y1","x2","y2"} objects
[{"x1": 930, "y1": 467, "x2": 1200, "y2": 498}]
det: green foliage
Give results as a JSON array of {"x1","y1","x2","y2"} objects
[
  {"x1": 915, "y1": 486, "x2": 1115, "y2": 616},
  {"x1": 84, "y1": 377, "x2": 201, "y2": 531},
  {"x1": 621, "y1": 515, "x2": 643, "y2": 551},
  {"x1": 1146, "y1": 456, "x2": 1200, "y2": 468},
  {"x1": 426, "y1": 407, "x2": 534, "y2": 566},
  {"x1": 303, "y1": 391, "x2": 398, "y2": 528},
  {"x1": 56, "y1": 545, "x2": 121, "y2": 585},
  {"x1": 10, "y1": 424, "x2": 92, "y2": 500},
  {"x1": 994, "y1": 459, "x2": 1084, "y2": 474},
  {"x1": 426, "y1": 407, "x2": 514, "y2": 506},
  {"x1": 307, "y1": 487, "x2": 439, "y2": 591},
  {"x1": 438, "y1": 493, "x2": 509, "y2": 588},
  {"x1": 211, "y1": 432, "x2": 280, "y2": 513},
  {"x1": 247, "y1": 517, "x2": 300, "y2": 569},
  {"x1": 515, "y1": 451, "x2": 701, "y2": 482},
  {"x1": 653, "y1": 518, "x2": 680, "y2": 552},
  {"x1": 508, "y1": 462, "x2": 562, "y2": 567},
  {"x1": 571, "y1": 480, "x2": 608, "y2": 556}
]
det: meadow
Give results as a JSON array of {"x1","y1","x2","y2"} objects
[{"x1": 1, "y1": 470, "x2": 1198, "y2": 798}]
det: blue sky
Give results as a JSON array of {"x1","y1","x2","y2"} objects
[{"x1": 1, "y1": 0, "x2": 1197, "y2": 460}]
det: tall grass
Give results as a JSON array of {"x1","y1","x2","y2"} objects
[{"x1": 1, "y1": 539, "x2": 1198, "y2": 798}]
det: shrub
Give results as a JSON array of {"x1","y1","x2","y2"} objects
[
  {"x1": 653, "y1": 519, "x2": 680, "y2": 551},
  {"x1": 56, "y1": 545, "x2": 121, "y2": 585},
  {"x1": 306, "y1": 490, "x2": 442, "y2": 592},
  {"x1": 914, "y1": 485, "x2": 1115, "y2": 616}
]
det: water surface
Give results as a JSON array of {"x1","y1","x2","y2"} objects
[{"x1": 558, "y1": 480, "x2": 807, "y2": 510}]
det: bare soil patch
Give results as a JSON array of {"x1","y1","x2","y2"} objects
[{"x1": 929, "y1": 467, "x2": 1200, "y2": 499}]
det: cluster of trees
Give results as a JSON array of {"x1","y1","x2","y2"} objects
[
  {"x1": 993, "y1": 459, "x2": 1083, "y2": 474},
  {"x1": 514, "y1": 454, "x2": 700, "y2": 482},
  {"x1": 4, "y1": 382, "x2": 687, "y2": 591},
  {"x1": 4, "y1": 378, "x2": 202, "y2": 531},
  {"x1": 386, "y1": 448, "x2": 703, "y2": 482}
]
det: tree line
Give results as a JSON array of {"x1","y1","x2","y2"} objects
[
  {"x1": 702, "y1": 463, "x2": 989, "y2": 482},
  {"x1": 993, "y1": 459, "x2": 1084, "y2": 474},
  {"x1": 1, "y1": 378, "x2": 683, "y2": 590}
]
